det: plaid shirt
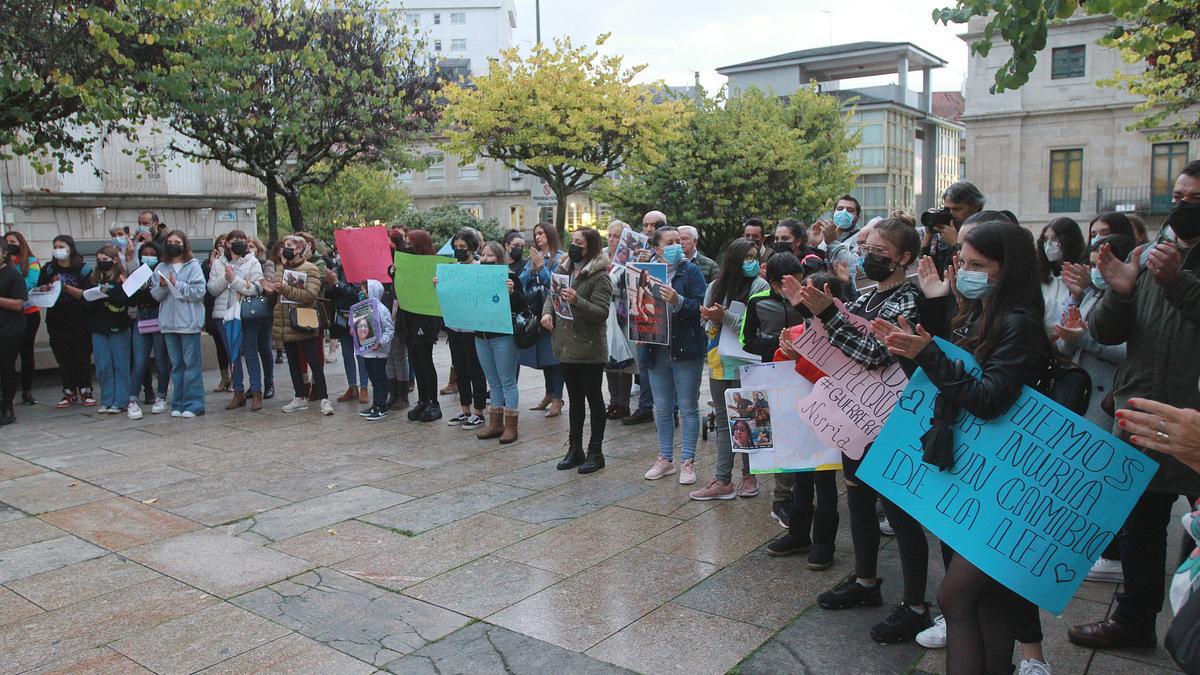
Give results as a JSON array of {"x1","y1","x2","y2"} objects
[{"x1": 823, "y1": 281, "x2": 922, "y2": 370}]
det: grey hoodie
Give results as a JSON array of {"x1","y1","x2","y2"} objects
[{"x1": 149, "y1": 258, "x2": 206, "y2": 333}]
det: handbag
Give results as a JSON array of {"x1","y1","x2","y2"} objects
[
  {"x1": 136, "y1": 318, "x2": 160, "y2": 335},
  {"x1": 1036, "y1": 358, "x2": 1092, "y2": 417},
  {"x1": 512, "y1": 307, "x2": 540, "y2": 349},
  {"x1": 289, "y1": 306, "x2": 321, "y2": 335},
  {"x1": 240, "y1": 293, "x2": 271, "y2": 321},
  {"x1": 1167, "y1": 589, "x2": 1200, "y2": 673}
]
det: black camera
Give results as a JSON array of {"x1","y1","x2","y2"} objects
[{"x1": 921, "y1": 207, "x2": 953, "y2": 229}]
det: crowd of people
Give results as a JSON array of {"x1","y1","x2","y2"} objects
[{"x1": 1, "y1": 161, "x2": 1199, "y2": 673}]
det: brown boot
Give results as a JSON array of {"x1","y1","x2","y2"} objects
[
  {"x1": 225, "y1": 391, "x2": 246, "y2": 410},
  {"x1": 212, "y1": 366, "x2": 231, "y2": 392},
  {"x1": 499, "y1": 409, "x2": 519, "y2": 444},
  {"x1": 358, "y1": 388, "x2": 369, "y2": 404},
  {"x1": 250, "y1": 391, "x2": 263, "y2": 411},
  {"x1": 476, "y1": 407, "x2": 504, "y2": 440},
  {"x1": 529, "y1": 394, "x2": 551, "y2": 411},
  {"x1": 544, "y1": 398, "x2": 563, "y2": 418},
  {"x1": 337, "y1": 387, "x2": 358, "y2": 402}
]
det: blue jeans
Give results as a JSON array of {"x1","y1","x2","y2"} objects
[
  {"x1": 91, "y1": 330, "x2": 131, "y2": 408},
  {"x1": 635, "y1": 348, "x2": 654, "y2": 412},
  {"x1": 164, "y1": 332, "x2": 204, "y2": 414},
  {"x1": 339, "y1": 333, "x2": 368, "y2": 388},
  {"x1": 543, "y1": 364, "x2": 564, "y2": 400},
  {"x1": 240, "y1": 318, "x2": 271, "y2": 393},
  {"x1": 646, "y1": 355, "x2": 703, "y2": 462},
  {"x1": 475, "y1": 335, "x2": 520, "y2": 409},
  {"x1": 131, "y1": 329, "x2": 170, "y2": 402}
]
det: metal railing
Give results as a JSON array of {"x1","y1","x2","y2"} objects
[{"x1": 1096, "y1": 186, "x2": 1175, "y2": 215}]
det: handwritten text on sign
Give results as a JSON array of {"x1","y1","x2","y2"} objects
[
  {"x1": 435, "y1": 263, "x2": 512, "y2": 334},
  {"x1": 856, "y1": 338, "x2": 1156, "y2": 614},
  {"x1": 791, "y1": 300, "x2": 907, "y2": 459}
]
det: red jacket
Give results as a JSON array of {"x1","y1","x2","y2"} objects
[{"x1": 773, "y1": 324, "x2": 826, "y2": 383}]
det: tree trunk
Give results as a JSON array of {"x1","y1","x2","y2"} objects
[
  {"x1": 283, "y1": 188, "x2": 305, "y2": 232},
  {"x1": 267, "y1": 186, "x2": 279, "y2": 245},
  {"x1": 553, "y1": 190, "x2": 568, "y2": 241}
]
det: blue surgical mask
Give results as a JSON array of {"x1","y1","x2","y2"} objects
[
  {"x1": 742, "y1": 260, "x2": 760, "y2": 277},
  {"x1": 833, "y1": 209, "x2": 855, "y2": 230},
  {"x1": 142, "y1": 256, "x2": 158, "y2": 268},
  {"x1": 955, "y1": 269, "x2": 995, "y2": 299},
  {"x1": 1089, "y1": 267, "x2": 1108, "y2": 290},
  {"x1": 112, "y1": 236, "x2": 127, "y2": 248},
  {"x1": 662, "y1": 243, "x2": 684, "y2": 266}
]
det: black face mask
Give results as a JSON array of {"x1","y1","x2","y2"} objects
[
  {"x1": 453, "y1": 248, "x2": 471, "y2": 262},
  {"x1": 862, "y1": 252, "x2": 896, "y2": 282},
  {"x1": 1168, "y1": 201, "x2": 1200, "y2": 241},
  {"x1": 281, "y1": 248, "x2": 296, "y2": 261},
  {"x1": 772, "y1": 241, "x2": 794, "y2": 254},
  {"x1": 96, "y1": 259, "x2": 114, "y2": 272},
  {"x1": 6, "y1": 243, "x2": 19, "y2": 257},
  {"x1": 165, "y1": 244, "x2": 184, "y2": 258},
  {"x1": 510, "y1": 246, "x2": 524, "y2": 262},
  {"x1": 230, "y1": 241, "x2": 248, "y2": 256},
  {"x1": 568, "y1": 244, "x2": 584, "y2": 263}
]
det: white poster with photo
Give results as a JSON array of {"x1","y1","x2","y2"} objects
[
  {"x1": 724, "y1": 387, "x2": 775, "y2": 453},
  {"x1": 739, "y1": 361, "x2": 842, "y2": 473},
  {"x1": 281, "y1": 269, "x2": 307, "y2": 304}
]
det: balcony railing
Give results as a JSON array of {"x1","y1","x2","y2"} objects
[{"x1": 1096, "y1": 186, "x2": 1175, "y2": 215}]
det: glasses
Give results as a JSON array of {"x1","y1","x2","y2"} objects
[{"x1": 858, "y1": 245, "x2": 888, "y2": 257}]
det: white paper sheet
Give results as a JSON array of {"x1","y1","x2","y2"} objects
[
  {"x1": 27, "y1": 280, "x2": 61, "y2": 309},
  {"x1": 157, "y1": 269, "x2": 182, "y2": 299},
  {"x1": 82, "y1": 287, "x2": 109, "y2": 302},
  {"x1": 716, "y1": 301, "x2": 758, "y2": 363},
  {"x1": 739, "y1": 362, "x2": 842, "y2": 474},
  {"x1": 122, "y1": 264, "x2": 153, "y2": 296}
]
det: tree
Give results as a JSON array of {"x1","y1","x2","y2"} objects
[
  {"x1": 441, "y1": 34, "x2": 688, "y2": 238},
  {"x1": 255, "y1": 163, "x2": 412, "y2": 242},
  {"x1": 393, "y1": 205, "x2": 504, "y2": 246},
  {"x1": 596, "y1": 87, "x2": 859, "y2": 254},
  {"x1": 934, "y1": 0, "x2": 1200, "y2": 137},
  {"x1": 0, "y1": 0, "x2": 183, "y2": 172},
  {"x1": 141, "y1": 0, "x2": 441, "y2": 239}
]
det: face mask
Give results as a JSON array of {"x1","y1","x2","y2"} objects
[
  {"x1": 6, "y1": 243, "x2": 19, "y2": 257},
  {"x1": 955, "y1": 269, "x2": 995, "y2": 300},
  {"x1": 112, "y1": 236, "x2": 127, "y2": 248},
  {"x1": 142, "y1": 256, "x2": 158, "y2": 268},
  {"x1": 742, "y1": 260, "x2": 760, "y2": 277},
  {"x1": 772, "y1": 241, "x2": 793, "y2": 254},
  {"x1": 1167, "y1": 200, "x2": 1200, "y2": 241},
  {"x1": 510, "y1": 246, "x2": 524, "y2": 262},
  {"x1": 281, "y1": 247, "x2": 296, "y2": 261},
  {"x1": 453, "y1": 248, "x2": 471, "y2": 262},
  {"x1": 861, "y1": 252, "x2": 896, "y2": 282},
  {"x1": 661, "y1": 243, "x2": 684, "y2": 265},
  {"x1": 1090, "y1": 267, "x2": 1108, "y2": 290},
  {"x1": 166, "y1": 244, "x2": 184, "y2": 258},
  {"x1": 52, "y1": 248, "x2": 70, "y2": 261},
  {"x1": 1089, "y1": 235, "x2": 1102, "y2": 248},
  {"x1": 230, "y1": 241, "x2": 248, "y2": 256},
  {"x1": 568, "y1": 244, "x2": 584, "y2": 263},
  {"x1": 833, "y1": 209, "x2": 855, "y2": 230},
  {"x1": 96, "y1": 259, "x2": 114, "y2": 272},
  {"x1": 137, "y1": 225, "x2": 151, "y2": 235},
  {"x1": 1042, "y1": 240, "x2": 1063, "y2": 263}
]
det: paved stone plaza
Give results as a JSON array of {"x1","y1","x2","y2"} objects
[{"x1": 0, "y1": 346, "x2": 1183, "y2": 673}]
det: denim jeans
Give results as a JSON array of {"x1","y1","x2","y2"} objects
[
  {"x1": 709, "y1": 378, "x2": 750, "y2": 483},
  {"x1": 475, "y1": 335, "x2": 520, "y2": 409},
  {"x1": 164, "y1": 332, "x2": 204, "y2": 414},
  {"x1": 362, "y1": 357, "x2": 389, "y2": 408},
  {"x1": 240, "y1": 318, "x2": 271, "y2": 393},
  {"x1": 91, "y1": 330, "x2": 131, "y2": 409},
  {"x1": 543, "y1": 364, "x2": 564, "y2": 400},
  {"x1": 131, "y1": 329, "x2": 170, "y2": 402},
  {"x1": 646, "y1": 355, "x2": 703, "y2": 462},
  {"x1": 339, "y1": 333, "x2": 368, "y2": 388}
]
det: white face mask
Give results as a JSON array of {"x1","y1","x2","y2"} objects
[
  {"x1": 1042, "y1": 239, "x2": 1063, "y2": 263},
  {"x1": 52, "y1": 248, "x2": 69, "y2": 260}
]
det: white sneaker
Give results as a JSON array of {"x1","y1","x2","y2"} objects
[
  {"x1": 282, "y1": 398, "x2": 309, "y2": 413},
  {"x1": 1086, "y1": 557, "x2": 1124, "y2": 583},
  {"x1": 170, "y1": 410, "x2": 182, "y2": 418},
  {"x1": 180, "y1": 411, "x2": 197, "y2": 419},
  {"x1": 644, "y1": 457, "x2": 676, "y2": 480},
  {"x1": 151, "y1": 398, "x2": 168, "y2": 414},
  {"x1": 916, "y1": 615, "x2": 946, "y2": 649},
  {"x1": 127, "y1": 402, "x2": 143, "y2": 420},
  {"x1": 1019, "y1": 658, "x2": 1052, "y2": 675},
  {"x1": 678, "y1": 459, "x2": 697, "y2": 485},
  {"x1": 320, "y1": 399, "x2": 335, "y2": 416}
]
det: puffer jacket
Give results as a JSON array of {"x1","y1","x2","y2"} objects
[
  {"x1": 543, "y1": 251, "x2": 612, "y2": 364},
  {"x1": 1091, "y1": 243, "x2": 1200, "y2": 495},
  {"x1": 207, "y1": 254, "x2": 263, "y2": 320},
  {"x1": 271, "y1": 259, "x2": 322, "y2": 343}
]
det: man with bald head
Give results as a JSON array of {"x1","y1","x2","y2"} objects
[{"x1": 642, "y1": 211, "x2": 668, "y2": 236}]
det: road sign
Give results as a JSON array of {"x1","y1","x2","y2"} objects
[{"x1": 531, "y1": 178, "x2": 556, "y2": 207}]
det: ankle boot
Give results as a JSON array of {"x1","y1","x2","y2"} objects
[
  {"x1": 389, "y1": 386, "x2": 410, "y2": 411},
  {"x1": 407, "y1": 400, "x2": 429, "y2": 421},
  {"x1": 250, "y1": 391, "x2": 263, "y2": 411},
  {"x1": 385, "y1": 380, "x2": 399, "y2": 408},
  {"x1": 225, "y1": 391, "x2": 246, "y2": 410},
  {"x1": 419, "y1": 400, "x2": 442, "y2": 422},
  {"x1": 477, "y1": 407, "x2": 504, "y2": 440},
  {"x1": 500, "y1": 409, "x2": 519, "y2": 444},
  {"x1": 530, "y1": 394, "x2": 551, "y2": 411},
  {"x1": 578, "y1": 441, "x2": 605, "y2": 474},
  {"x1": 556, "y1": 438, "x2": 584, "y2": 470},
  {"x1": 337, "y1": 386, "x2": 359, "y2": 402},
  {"x1": 544, "y1": 398, "x2": 563, "y2": 418},
  {"x1": 213, "y1": 366, "x2": 231, "y2": 392}
]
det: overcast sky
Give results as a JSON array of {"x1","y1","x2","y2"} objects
[{"x1": 510, "y1": 0, "x2": 970, "y2": 94}]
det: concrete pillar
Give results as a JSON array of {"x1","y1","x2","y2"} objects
[
  {"x1": 923, "y1": 67, "x2": 933, "y2": 113},
  {"x1": 897, "y1": 54, "x2": 909, "y2": 94}
]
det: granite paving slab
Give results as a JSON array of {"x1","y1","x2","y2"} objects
[
  {"x1": 391, "y1": 622, "x2": 635, "y2": 674},
  {"x1": 233, "y1": 568, "x2": 469, "y2": 668},
  {"x1": 487, "y1": 476, "x2": 647, "y2": 526},
  {"x1": 640, "y1": 497, "x2": 782, "y2": 566},
  {"x1": 6, "y1": 554, "x2": 161, "y2": 610},
  {"x1": 0, "y1": 503, "x2": 23, "y2": 524},
  {"x1": 0, "y1": 471, "x2": 113, "y2": 514},
  {"x1": 360, "y1": 480, "x2": 535, "y2": 535},
  {"x1": 403, "y1": 556, "x2": 565, "y2": 619},
  {"x1": 23, "y1": 647, "x2": 153, "y2": 675},
  {"x1": 268, "y1": 519, "x2": 416, "y2": 566},
  {"x1": 111, "y1": 602, "x2": 291, "y2": 673},
  {"x1": 0, "y1": 534, "x2": 107, "y2": 584},
  {"x1": 495, "y1": 505, "x2": 680, "y2": 576},
  {"x1": 0, "y1": 586, "x2": 42, "y2": 628},
  {"x1": 40, "y1": 497, "x2": 200, "y2": 551},
  {"x1": 0, "y1": 454, "x2": 46, "y2": 481},
  {"x1": 0, "y1": 517, "x2": 64, "y2": 551},
  {"x1": 196, "y1": 634, "x2": 376, "y2": 674},
  {"x1": 125, "y1": 530, "x2": 313, "y2": 598},
  {"x1": 242, "y1": 485, "x2": 412, "y2": 541},
  {"x1": 171, "y1": 489, "x2": 290, "y2": 527}
]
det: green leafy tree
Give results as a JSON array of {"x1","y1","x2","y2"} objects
[
  {"x1": 441, "y1": 34, "x2": 688, "y2": 238},
  {"x1": 255, "y1": 163, "x2": 412, "y2": 242},
  {"x1": 596, "y1": 87, "x2": 859, "y2": 254},
  {"x1": 142, "y1": 0, "x2": 441, "y2": 242},
  {"x1": 393, "y1": 205, "x2": 504, "y2": 246},
  {"x1": 934, "y1": 0, "x2": 1200, "y2": 137}
]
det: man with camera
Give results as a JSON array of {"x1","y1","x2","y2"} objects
[{"x1": 920, "y1": 181, "x2": 986, "y2": 273}]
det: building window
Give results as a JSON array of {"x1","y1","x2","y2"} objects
[
  {"x1": 425, "y1": 153, "x2": 445, "y2": 181},
  {"x1": 397, "y1": 169, "x2": 414, "y2": 184},
  {"x1": 853, "y1": 147, "x2": 884, "y2": 168},
  {"x1": 459, "y1": 202, "x2": 482, "y2": 219},
  {"x1": 858, "y1": 124, "x2": 883, "y2": 145},
  {"x1": 509, "y1": 167, "x2": 523, "y2": 182},
  {"x1": 1152, "y1": 142, "x2": 1190, "y2": 210},
  {"x1": 450, "y1": 12, "x2": 466, "y2": 24},
  {"x1": 450, "y1": 38, "x2": 467, "y2": 52},
  {"x1": 433, "y1": 40, "x2": 442, "y2": 52},
  {"x1": 459, "y1": 163, "x2": 480, "y2": 180},
  {"x1": 1051, "y1": 45, "x2": 1086, "y2": 79},
  {"x1": 433, "y1": 13, "x2": 440, "y2": 24},
  {"x1": 407, "y1": 13, "x2": 419, "y2": 26},
  {"x1": 1049, "y1": 148, "x2": 1083, "y2": 212},
  {"x1": 510, "y1": 205, "x2": 525, "y2": 229},
  {"x1": 538, "y1": 206, "x2": 555, "y2": 224}
]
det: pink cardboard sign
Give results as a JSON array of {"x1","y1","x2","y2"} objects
[
  {"x1": 334, "y1": 227, "x2": 392, "y2": 283},
  {"x1": 791, "y1": 299, "x2": 908, "y2": 459}
]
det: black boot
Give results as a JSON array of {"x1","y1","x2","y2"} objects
[
  {"x1": 419, "y1": 400, "x2": 442, "y2": 422},
  {"x1": 556, "y1": 439, "x2": 584, "y2": 470},
  {"x1": 407, "y1": 400, "x2": 429, "y2": 421},
  {"x1": 0, "y1": 406, "x2": 14, "y2": 426},
  {"x1": 385, "y1": 380, "x2": 399, "y2": 409},
  {"x1": 578, "y1": 441, "x2": 605, "y2": 474}
]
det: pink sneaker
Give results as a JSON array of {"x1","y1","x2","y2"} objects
[
  {"x1": 644, "y1": 457, "x2": 676, "y2": 480},
  {"x1": 679, "y1": 459, "x2": 697, "y2": 485},
  {"x1": 689, "y1": 479, "x2": 736, "y2": 501},
  {"x1": 737, "y1": 476, "x2": 760, "y2": 497}
]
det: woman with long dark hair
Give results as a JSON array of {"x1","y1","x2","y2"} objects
[
  {"x1": 129, "y1": 241, "x2": 172, "y2": 414},
  {"x1": 0, "y1": 243, "x2": 27, "y2": 425},
  {"x1": 36, "y1": 234, "x2": 95, "y2": 407},
  {"x1": 84, "y1": 244, "x2": 133, "y2": 415},
  {"x1": 4, "y1": 231, "x2": 40, "y2": 405},
  {"x1": 1035, "y1": 217, "x2": 1085, "y2": 337},
  {"x1": 401, "y1": 229, "x2": 444, "y2": 422},
  {"x1": 442, "y1": 229, "x2": 488, "y2": 429},
  {"x1": 519, "y1": 222, "x2": 565, "y2": 417},
  {"x1": 876, "y1": 220, "x2": 1050, "y2": 674},
  {"x1": 150, "y1": 229, "x2": 208, "y2": 417}
]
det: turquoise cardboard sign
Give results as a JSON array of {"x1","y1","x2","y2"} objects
[
  {"x1": 856, "y1": 338, "x2": 1157, "y2": 614},
  {"x1": 435, "y1": 263, "x2": 512, "y2": 334}
]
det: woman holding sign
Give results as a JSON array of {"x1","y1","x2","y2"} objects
[
  {"x1": 474, "y1": 241, "x2": 526, "y2": 443},
  {"x1": 442, "y1": 230, "x2": 488, "y2": 430},
  {"x1": 788, "y1": 217, "x2": 934, "y2": 645},
  {"x1": 519, "y1": 222, "x2": 565, "y2": 418},
  {"x1": 129, "y1": 241, "x2": 172, "y2": 415},
  {"x1": 541, "y1": 227, "x2": 612, "y2": 473},
  {"x1": 36, "y1": 235, "x2": 95, "y2": 407},
  {"x1": 875, "y1": 220, "x2": 1050, "y2": 675},
  {"x1": 84, "y1": 245, "x2": 133, "y2": 416},
  {"x1": 261, "y1": 235, "x2": 332, "y2": 416}
]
